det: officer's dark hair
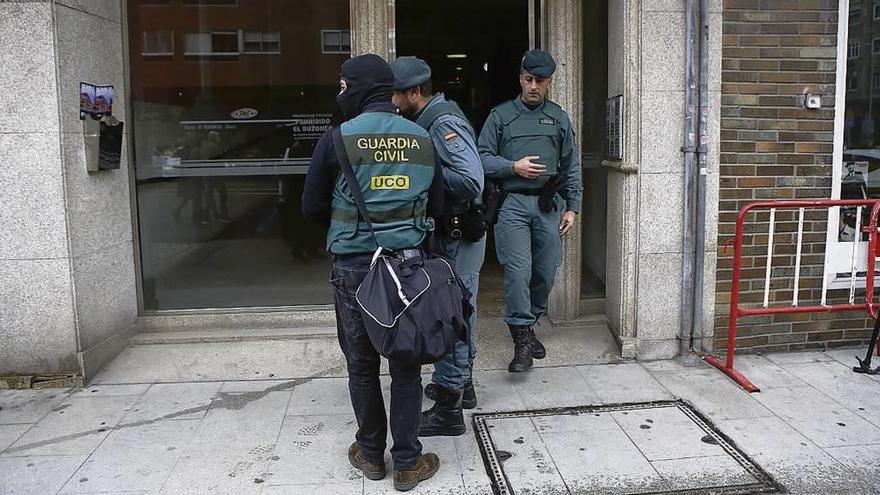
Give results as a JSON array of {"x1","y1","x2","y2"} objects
[{"x1": 418, "y1": 80, "x2": 433, "y2": 97}]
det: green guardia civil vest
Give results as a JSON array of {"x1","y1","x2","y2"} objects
[
  {"x1": 495, "y1": 99, "x2": 565, "y2": 191},
  {"x1": 415, "y1": 99, "x2": 478, "y2": 214},
  {"x1": 327, "y1": 112, "x2": 436, "y2": 255}
]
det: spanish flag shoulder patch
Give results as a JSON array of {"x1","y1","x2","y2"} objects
[{"x1": 444, "y1": 131, "x2": 459, "y2": 141}]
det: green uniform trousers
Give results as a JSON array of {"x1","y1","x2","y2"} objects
[{"x1": 494, "y1": 192, "x2": 562, "y2": 327}]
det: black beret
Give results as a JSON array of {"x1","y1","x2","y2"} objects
[
  {"x1": 521, "y1": 49, "x2": 556, "y2": 78},
  {"x1": 390, "y1": 56, "x2": 432, "y2": 91}
]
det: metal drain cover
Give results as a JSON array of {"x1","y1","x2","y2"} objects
[{"x1": 472, "y1": 400, "x2": 781, "y2": 495}]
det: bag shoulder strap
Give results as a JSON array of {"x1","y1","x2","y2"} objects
[{"x1": 331, "y1": 126, "x2": 379, "y2": 247}]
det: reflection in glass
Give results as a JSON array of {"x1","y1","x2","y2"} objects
[
  {"x1": 839, "y1": 1, "x2": 880, "y2": 243},
  {"x1": 128, "y1": 0, "x2": 349, "y2": 310}
]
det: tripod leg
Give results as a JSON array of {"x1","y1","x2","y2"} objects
[{"x1": 854, "y1": 316, "x2": 880, "y2": 374}]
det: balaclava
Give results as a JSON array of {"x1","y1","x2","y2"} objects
[{"x1": 337, "y1": 54, "x2": 395, "y2": 121}]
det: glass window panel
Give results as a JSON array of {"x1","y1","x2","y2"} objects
[
  {"x1": 323, "y1": 30, "x2": 340, "y2": 52},
  {"x1": 851, "y1": 7, "x2": 862, "y2": 24},
  {"x1": 849, "y1": 41, "x2": 860, "y2": 59},
  {"x1": 838, "y1": 10, "x2": 880, "y2": 243},
  {"x1": 127, "y1": 0, "x2": 350, "y2": 310},
  {"x1": 184, "y1": 32, "x2": 211, "y2": 54},
  {"x1": 143, "y1": 30, "x2": 173, "y2": 54},
  {"x1": 212, "y1": 32, "x2": 238, "y2": 53}
]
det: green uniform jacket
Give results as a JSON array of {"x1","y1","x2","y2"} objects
[{"x1": 478, "y1": 97, "x2": 583, "y2": 213}]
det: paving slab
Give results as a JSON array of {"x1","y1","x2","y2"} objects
[
  {"x1": 59, "y1": 419, "x2": 200, "y2": 494},
  {"x1": 454, "y1": 434, "x2": 494, "y2": 495},
  {"x1": 0, "y1": 454, "x2": 88, "y2": 495},
  {"x1": 265, "y1": 414, "x2": 362, "y2": 487},
  {"x1": 509, "y1": 366, "x2": 599, "y2": 410},
  {"x1": 287, "y1": 377, "x2": 354, "y2": 416},
  {"x1": 750, "y1": 386, "x2": 880, "y2": 448},
  {"x1": 763, "y1": 350, "x2": 838, "y2": 365},
  {"x1": 824, "y1": 444, "x2": 880, "y2": 492},
  {"x1": 651, "y1": 455, "x2": 758, "y2": 491},
  {"x1": 723, "y1": 355, "x2": 809, "y2": 390},
  {"x1": 261, "y1": 481, "x2": 364, "y2": 494},
  {"x1": 70, "y1": 384, "x2": 151, "y2": 398},
  {"x1": 468, "y1": 369, "x2": 528, "y2": 413},
  {"x1": 650, "y1": 370, "x2": 774, "y2": 421},
  {"x1": 0, "y1": 423, "x2": 31, "y2": 452},
  {"x1": 716, "y1": 416, "x2": 871, "y2": 493},
  {"x1": 779, "y1": 360, "x2": 880, "y2": 426},
  {"x1": 3, "y1": 395, "x2": 139, "y2": 456},
  {"x1": 540, "y1": 426, "x2": 668, "y2": 494},
  {"x1": 159, "y1": 390, "x2": 291, "y2": 494},
  {"x1": 575, "y1": 363, "x2": 673, "y2": 404},
  {"x1": 123, "y1": 382, "x2": 222, "y2": 422},
  {"x1": 0, "y1": 389, "x2": 71, "y2": 424},
  {"x1": 91, "y1": 339, "x2": 348, "y2": 384},
  {"x1": 610, "y1": 406, "x2": 727, "y2": 461}
]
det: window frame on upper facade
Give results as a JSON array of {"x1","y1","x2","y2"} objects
[
  {"x1": 321, "y1": 29, "x2": 351, "y2": 55},
  {"x1": 183, "y1": 31, "x2": 240, "y2": 57},
  {"x1": 142, "y1": 30, "x2": 174, "y2": 57}
]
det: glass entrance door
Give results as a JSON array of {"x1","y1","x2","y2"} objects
[{"x1": 128, "y1": 0, "x2": 350, "y2": 311}]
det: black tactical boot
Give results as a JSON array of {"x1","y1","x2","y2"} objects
[
  {"x1": 426, "y1": 379, "x2": 477, "y2": 410},
  {"x1": 529, "y1": 326, "x2": 547, "y2": 359},
  {"x1": 508, "y1": 325, "x2": 534, "y2": 373},
  {"x1": 462, "y1": 373, "x2": 477, "y2": 410},
  {"x1": 419, "y1": 385, "x2": 465, "y2": 437}
]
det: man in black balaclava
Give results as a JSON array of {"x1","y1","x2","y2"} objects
[{"x1": 302, "y1": 54, "x2": 444, "y2": 492}]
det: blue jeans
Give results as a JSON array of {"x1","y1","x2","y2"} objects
[
  {"x1": 431, "y1": 235, "x2": 486, "y2": 391},
  {"x1": 331, "y1": 254, "x2": 422, "y2": 471}
]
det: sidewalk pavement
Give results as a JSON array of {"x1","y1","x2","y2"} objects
[{"x1": 1, "y1": 347, "x2": 879, "y2": 494}]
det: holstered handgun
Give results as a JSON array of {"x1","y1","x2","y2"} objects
[
  {"x1": 483, "y1": 180, "x2": 508, "y2": 225},
  {"x1": 538, "y1": 173, "x2": 567, "y2": 213}
]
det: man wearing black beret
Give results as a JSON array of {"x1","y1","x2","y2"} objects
[{"x1": 478, "y1": 49, "x2": 584, "y2": 373}]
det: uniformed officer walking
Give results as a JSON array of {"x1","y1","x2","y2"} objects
[
  {"x1": 478, "y1": 49, "x2": 583, "y2": 373},
  {"x1": 302, "y1": 54, "x2": 444, "y2": 491},
  {"x1": 390, "y1": 56, "x2": 486, "y2": 437}
]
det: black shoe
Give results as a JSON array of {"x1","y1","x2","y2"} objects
[
  {"x1": 529, "y1": 326, "x2": 547, "y2": 359},
  {"x1": 425, "y1": 380, "x2": 477, "y2": 410},
  {"x1": 419, "y1": 385, "x2": 465, "y2": 437},
  {"x1": 508, "y1": 325, "x2": 533, "y2": 373}
]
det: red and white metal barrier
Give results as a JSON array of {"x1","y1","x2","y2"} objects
[{"x1": 705, "y1": 199, "x2": 880, "y2": 392}]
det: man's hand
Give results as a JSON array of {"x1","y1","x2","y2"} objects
[
  {"x1": 513, "y1": 156, "x2": 546, "y2": 179},
  {"x1": 559, "y1": 211, "x2": 577, "y2": 236}
]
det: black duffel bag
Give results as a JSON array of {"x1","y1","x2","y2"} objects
[
  {"x1": 331, "y1": 128, "x2": 472, "y2": 365},
  {"x1": 355, "y1": 247, "x2": 471, "y2": 365}
]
